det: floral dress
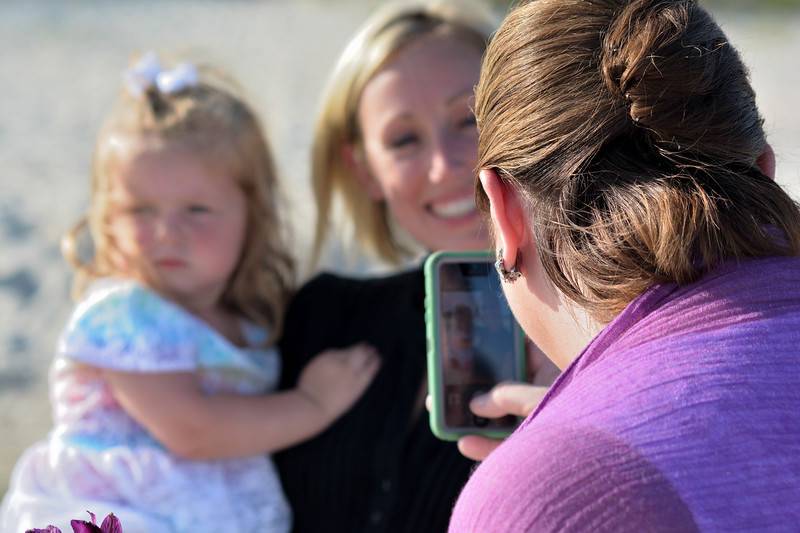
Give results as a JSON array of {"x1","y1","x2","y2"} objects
[{"x1": 0, "y1": 279, "x2": 291, "y2": 533}]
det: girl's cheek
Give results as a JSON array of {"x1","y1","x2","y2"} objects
[
  {"x1": 185, "y1": 217, "x2": 217, "y2": 236},
  {"x1": 129, "y1": 222, "x2": 151, "y2": 244},
  {"x1": 119, "y1": 221, "x2": 155, "y2": 250}
]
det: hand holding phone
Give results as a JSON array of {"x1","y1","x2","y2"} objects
[
  {"x1": 456, "y1": 382, "x2": 549, "y2": 460},
  {"x1": 424, "y1": 251, "x2": 527, "y2": 441}
]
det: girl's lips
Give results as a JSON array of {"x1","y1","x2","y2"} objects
[{"x1": 156, "y1": 258, "x2": 187, "y2": 268}]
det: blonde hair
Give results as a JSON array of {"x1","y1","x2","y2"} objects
[
  {"x1": 475, "y1": 0, "x2": 800, "y2": 322},
  {"x1": 63, "y1": 54, "x2": 294, "y2": 340},
  {"x1": 310, "y1": 0, "x2": 496, "y2": 267}
]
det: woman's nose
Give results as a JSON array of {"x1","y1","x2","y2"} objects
[{"x1": 429, "y1": 131, "x2": 469, "y2": 184}]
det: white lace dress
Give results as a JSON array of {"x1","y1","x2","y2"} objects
[{"x1": 0, "y1": 279, "x2": 291, "y2": 533}]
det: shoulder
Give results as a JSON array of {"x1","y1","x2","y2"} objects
[
  {"x1": 450, "y1": 423, "x2": 697, "y2": 533},
  {"x1": 287, "y1": 268, "x2": 423, "y2": 316},
  {"x1": 287, "y1": 272, "x2": 354, "y2": 311},
  {"x1": 58, "y1": 279, "x2": 199, "y2": 372},
  {"x1": 296, "y1": 268, "x2": 423, "y2": 299},
  {"x1": 64, "y1": 278, "x2": 172, "y2": 335},
  {"x1": 278, "y1": 268, "x2": 424, "y2": 383}
]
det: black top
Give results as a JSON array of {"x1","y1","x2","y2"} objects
[{"x1": 275, "y1": 269, "x2": 475, "y2": 533}]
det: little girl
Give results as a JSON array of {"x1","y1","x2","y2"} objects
[{"x1": 0, "y1": 52, "x2": 380, "y2": 532}]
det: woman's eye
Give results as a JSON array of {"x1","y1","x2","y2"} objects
[
  {"x1": 388, "y1": 133, "x2": 419, "y2": 149},
  {"x1": 458, "y1": 114, "x2": 477, "y2": 129},
  {"x1": 187, "y1": 205, "x2": 211, "y2": 214}
]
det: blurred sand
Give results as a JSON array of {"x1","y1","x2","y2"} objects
[{"x1": 1, "y1": 0, "x2": 798, "y2": 498}]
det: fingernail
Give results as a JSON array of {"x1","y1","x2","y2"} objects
[{"x1": 471, "y1": 394, "x2": 488, "y2": 408}]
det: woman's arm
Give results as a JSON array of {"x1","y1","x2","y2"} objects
[{"x1": 104, "y1": 344, "x2": 379, "y2": 460}]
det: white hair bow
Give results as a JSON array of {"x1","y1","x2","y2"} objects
[{"x1": 123, "y1": 51, "x2": 199, "y2": 97}]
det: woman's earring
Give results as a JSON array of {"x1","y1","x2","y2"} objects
[{"x1": 494, "y1": 249, "x2": 521, "y2": 283}]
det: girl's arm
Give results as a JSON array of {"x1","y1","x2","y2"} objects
[{"x1": 103, "y1": 344, "x2": 380, "y2": 460}]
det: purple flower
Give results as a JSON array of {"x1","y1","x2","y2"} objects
[
  {"x1": 71, "y1": 511, "x2": 122, "y2": 533},
  {"x1": 26, "y1": 511, "x2": 122, "y2": 533}
]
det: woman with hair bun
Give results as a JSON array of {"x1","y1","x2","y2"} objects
[{"x1": 449, "y1": 0, "x2": 800, "y2": 530}]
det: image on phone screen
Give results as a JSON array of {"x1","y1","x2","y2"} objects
[{"x1": 437, "y1": 260, "x2": 521, "y2": 431}]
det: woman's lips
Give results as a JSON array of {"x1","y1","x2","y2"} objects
[{"x1": 428, "y1": 196, "x2": 477, "y2": 219}]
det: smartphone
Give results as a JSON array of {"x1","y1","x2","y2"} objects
[{"x1": 424, "y1": 250, "x2": 526, "y2": 441}]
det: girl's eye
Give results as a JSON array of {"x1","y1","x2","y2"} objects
[
  {"x1": 388, "y1": 132, "x2": 419, "y2": 149},
  {"x1": 128, "y1": 205, "x2": 155, "y2": 216}
]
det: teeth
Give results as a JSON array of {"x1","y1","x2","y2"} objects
[{"x1": 430, "y1": 197, "x2": 476, "y2": 218}]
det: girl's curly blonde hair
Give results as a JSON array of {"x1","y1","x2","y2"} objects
[{"x1": 62, "y1": 54, "x2": 294, "y2": 341}]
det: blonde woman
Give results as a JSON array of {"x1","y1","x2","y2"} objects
[{"x1": 273, "y1": 2, "x2": 506, "y2": 532}]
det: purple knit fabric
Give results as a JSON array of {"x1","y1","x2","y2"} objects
[{"x1": 449, "y1": 256, "x2": 800, "y2": 532}]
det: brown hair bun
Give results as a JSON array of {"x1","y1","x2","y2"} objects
[{"x1": 475, "y1": 0, "x2": 800, "y2": 322}]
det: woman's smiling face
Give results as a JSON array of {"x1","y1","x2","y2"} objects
[{"x1": 355, "y1": 33, "x2": 487, "y2": 252}]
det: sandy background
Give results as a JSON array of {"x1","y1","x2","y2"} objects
[{"x1": 1, "y1": 0, "x2": 799, "y2": 498}]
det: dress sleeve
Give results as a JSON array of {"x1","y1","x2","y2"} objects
[{"x1": 57, "y1": 280, "x2": 198, "y2": 372}]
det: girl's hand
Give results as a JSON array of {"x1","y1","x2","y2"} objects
[
  {"x1": 457, "y1": 382, "x2": 548, "y2": 461},
  {"x1": 297, "y1": 343, "x2": 381, "y2": 422}
]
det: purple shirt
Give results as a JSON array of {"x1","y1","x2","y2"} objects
[{"x1": 449, "y1": 256, "x2": 800, "y2": 532}]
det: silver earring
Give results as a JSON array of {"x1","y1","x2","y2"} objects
[{"x1": 494, "y1": 249, "x2": 521, "y2": 283}]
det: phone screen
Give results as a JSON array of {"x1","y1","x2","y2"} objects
[{"x1": 436, "y1": 259, "x2": 521, "y2": 431}]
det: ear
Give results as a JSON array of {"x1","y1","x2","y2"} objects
[
  {"x1": 342, "y1": 144, "x2": 384, "y2": 200},
  {"x1": 756, "y1": 142, "x2": 776, "y2": 180},
  {"x1": 479, "y1": 168, "x2": 528, "y2": 269}
]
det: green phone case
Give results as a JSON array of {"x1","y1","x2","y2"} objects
[{"x1": 424, "y1": 250, "x2": 526, "y2": 441}]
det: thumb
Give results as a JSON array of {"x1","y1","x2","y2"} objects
[{"x1": 470, "y1": 382, "x2": 548, "y2": 418}]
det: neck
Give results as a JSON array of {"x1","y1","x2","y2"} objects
[
  {"x1": 171, "y1": 293, "x2": 245, "y2": 346},
  {"x1": 193, "y1": 304, "x2": 247, "y2": 347},
  {"x1": 539, "y1": 301, "x2": 604, "y2": 369},
  {"x1": 513, "y1": 246, "x2": 605, "y2": 370},
  {"x1": 120, "y1": 268, "x2": 226, "y2": 315},
  {"x1": 170, "y1": 291, "x2": 222, "y2": 316}
]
